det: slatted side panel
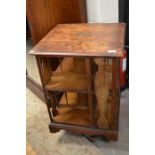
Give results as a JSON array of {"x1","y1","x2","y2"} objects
[
  {"x1": 36, "y1": 56, "x2": 53, "y2": 122},
  {"x1": 94, "y1": 57, "x2": 120, "y2": 130}
]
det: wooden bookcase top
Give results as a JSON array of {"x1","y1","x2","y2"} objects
[{"x1": 29, "y1": 23, "x2": 126, "y2": 57}]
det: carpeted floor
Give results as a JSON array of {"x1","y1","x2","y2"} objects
[
  {"x1": 26, "y1": 88, "x2": 128, "y2": 155},
  {"x1": 26, "y1": 39, "x2": 129, "y2": 155}
]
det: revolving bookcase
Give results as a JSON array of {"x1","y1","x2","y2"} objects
[{"x1": 29, "y1": 23, "x2": 126, "y2": 141}]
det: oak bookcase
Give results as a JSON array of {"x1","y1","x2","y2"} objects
[{"x1": 29, "y1": 23, "x2": 126, "y2": 141}]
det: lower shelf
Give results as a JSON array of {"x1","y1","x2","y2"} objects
[{"x1": 53, "y1": 107, "x2": 90, "y2": 127}]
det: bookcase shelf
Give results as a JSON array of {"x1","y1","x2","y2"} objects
[
  {"x1": 53, "y1": 107, "x2": 90, "y2": 127},
  {"x1": 45, "y1": 72, "x2": 89, "y2": 93}
]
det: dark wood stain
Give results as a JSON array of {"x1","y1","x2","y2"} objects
[
  {"x1": 29, "y1": 23, "x2": 126, "y2": 57},
  {"x1": 29, "y1": 23, "x2": 125, "y2": 141}
]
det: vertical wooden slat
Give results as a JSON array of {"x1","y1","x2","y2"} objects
[
  {"x1": 54, "y1": 92, "x2": 59, "y2": 107},
  {"x1": 39, "y1": 57, "x2": 51, "y2": 85},
  {"x1": 85, "y1": 58, "x2": 95, "y2": 127},
  {"x1": 36, "y1": 56, "x2": 53, "y2": 122},
  {"x1": 111, "y1": 58, "x2": 120, "y2": 130},
  {"x1": 115, "y1": 58, "x2": 121, "y2": 130},
  {"x1": 111, "y1": 58, "x2": 116, "y2": 130},
  {"x1": 47, "y1": 58, "x2": 52, "y2": 76},
  {"x1": 49, "y1": 92, "x2": 58, "y2": 116}
]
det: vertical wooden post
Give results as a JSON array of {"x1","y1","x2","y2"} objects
[
  {"x1": 47, "y1": 58, "x2": 52, "y2": 76},
  {"x1": 111, "y1": 58, "x2": 120, "y2": 130},
  {"x1": 85, "y1": 58, "x2": 95, "y2": 128},
  {"x1": 49, "y1": 92, "x2": 58, "y2": 116},
  {"x1": 115, "y1": 58, "x2": 121, "y2": 130}
]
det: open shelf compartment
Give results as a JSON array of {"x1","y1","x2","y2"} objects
[
  {"x1": 45, "y1": 71, "x2": 88, "y2": 93},
  {"x1": 59, "y1": 92, "x2": 88, "y2": 109},
  {"x1": 52, "y1": 106, "x2": 90, "y2": 127},
  {"x1": 51, "y1": 91, "x2": 90, "y2": 127}
]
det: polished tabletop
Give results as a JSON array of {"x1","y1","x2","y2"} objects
[{"x1": 29, "y1": 23, "x2": 126, "y2": 57}]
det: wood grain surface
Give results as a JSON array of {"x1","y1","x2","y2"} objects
[
  {"x1": 26, "y1": 0, "x2": 87, "y2": 44},
  {"x1": 45, "y1": 72, "x2": 88, "y2": 93},
  {"x1": 53, "y1": 107, "x2": 90, "y2": 127},
  {"x1": 94, "y1": 58, "x2": 112, "y2": 129},
  {"x1": 59, "y1": 92, "x2": 88, "y2": 109},
  {"x1": 31, "y1": 23, "x2": 124, "y2": 141},
  {"x1": 29, "y1": 23, "x2": 126, "y2": 57}
]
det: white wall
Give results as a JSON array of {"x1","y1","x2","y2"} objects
[{"x1": 86, "y1": 0, "x2": 118, "y2": 23}]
